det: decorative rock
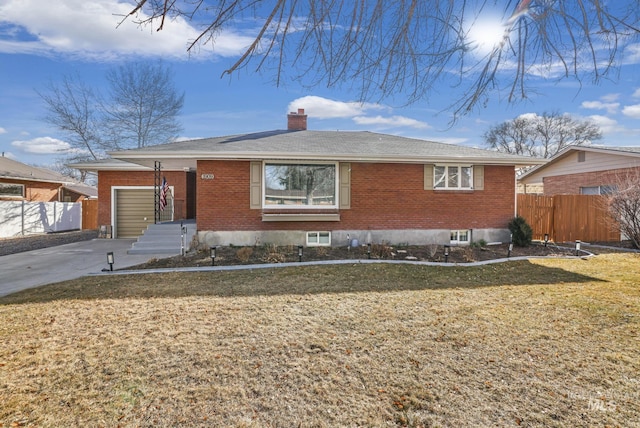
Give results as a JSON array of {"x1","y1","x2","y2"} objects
[{"x1": 405, "y1": 256, "x2": 418, "y2": 260}]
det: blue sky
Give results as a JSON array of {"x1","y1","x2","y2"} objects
[{"x1": 1, "y1": 0, "x2": 639, "y2": 168}]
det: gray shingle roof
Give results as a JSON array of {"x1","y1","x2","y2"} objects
[
  {"x1": 1, "y1": 156, "x2": 72, "y2": 183},
  {"x1": 108, "y1": 130, "x2": 543, "y2": 167}
]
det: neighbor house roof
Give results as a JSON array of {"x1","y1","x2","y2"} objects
[
  {"x1": 0, "y1": 156, "x2": 74, "y2": 183},
  {"x1": 519, "y1": 145, "x2": 640, "y2": 183},
  {"x1": 0, "y1": 156, "x2": 97, "y2": 197},
  {"x1": 75, "y1": 130, "x2": 544, "y2": 171}
]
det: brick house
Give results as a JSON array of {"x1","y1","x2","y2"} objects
[
  {"x1": 518, "y1": 146, "x2": 640, "y2": 196},
  {"x1": 73, "y1": 110, "x2": 542, "y2": 246},
  {"x1": 0, "y1": 155, "x2": 96, "y2": 202}
]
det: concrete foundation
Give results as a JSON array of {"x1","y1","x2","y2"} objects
[{"x1": 198, "y1": 228, "x2": 511, "y2": 248}]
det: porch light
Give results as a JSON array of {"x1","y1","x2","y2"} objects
[
  {"x1": 367, "y1": 242, "x2": 372, "y2": 259},
  {"x1": 575, "y1": 240, "x2": 581, "y2": 256},
  {"x1": 298, "y1": 245, "x2": 303, "y2": 262},
  {"x1": 544, "y1": 234, "x2": 549, "y2": 247},
  {"x1": 210, "y1": 246, "x2": 217, "y2": 266},
  {"x1": 106, "y1": 252, "x2": 114, "y2": 271},
  {"x1": 444, "y1": 245, "x2": 450, "y2": 263}
]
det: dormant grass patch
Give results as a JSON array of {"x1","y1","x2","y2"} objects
[{"x1": 1, "y1": 254, "x2": 639, "y2": 427}]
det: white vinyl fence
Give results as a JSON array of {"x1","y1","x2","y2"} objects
[{"x1": 0, "y1": 201, "x2": 82, "y2": 238}]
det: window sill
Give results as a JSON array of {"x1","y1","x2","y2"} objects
[
  {"x1": 262, "y1": 213, "x2": 341, "y2": 222},
  {"x1": 433, "y1": 188, "x2": 475, "y2": 192}
]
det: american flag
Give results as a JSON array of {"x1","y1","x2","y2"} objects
[{"x1": 159, "y1": 177, "x2": 169, "y2": 211}]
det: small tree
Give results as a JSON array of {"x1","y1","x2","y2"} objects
[
  {"x1": 605, "y1": 172, "x2": 640, "y2": 249},
  {"x1": 508, "y1": 216, "x2": 533, "y2": 247}
]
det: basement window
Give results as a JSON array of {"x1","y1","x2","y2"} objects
[
  {"x1": 307, "y1": 231, "x2": 331, "y2": 246},
  {"x1": 450, "y1": 230, "x2": 470, "y2": 245}
]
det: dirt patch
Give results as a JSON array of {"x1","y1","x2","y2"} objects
[
  {"x1": 0, "y1": 230, "x2": 98, "y2": 256},
  {"x1": 129, "y1": 242, "x2": 584, "y2": 270}
]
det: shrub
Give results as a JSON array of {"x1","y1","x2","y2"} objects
[
  {"x1": 508, "y1": 216, "x2": 533, "y2": 247},
  {"x1": 236, "y1": 247, "x2": 253, "y2": 262}
]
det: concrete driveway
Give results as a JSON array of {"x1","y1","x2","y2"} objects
[{"x1": 0, "y1": 239, "x2": 176, "y2": 297}]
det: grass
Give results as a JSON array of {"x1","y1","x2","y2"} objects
[{"x1": 1, "y1": 254, "x2": 639, "y2": 427}]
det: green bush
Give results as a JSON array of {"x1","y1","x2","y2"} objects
[{"x1": 508, "y1": 216, "x2": 533, "y2": 247}]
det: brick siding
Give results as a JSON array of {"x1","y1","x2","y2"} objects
[
  {"x1": 0, "y1": 178, "x2": 60, "y2": 202},
  {"x1": 196, "y1": 161, "x2": 515, "y2": 231},
  {"x1": 543, "y1": 166, "x2": 640, "y2": 196},
  {"x1": 97, "y1": 170, "x2": 191, "y2": 225}
]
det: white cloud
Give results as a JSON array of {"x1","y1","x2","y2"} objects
[
  {"x1": 587, "y1": 115, "x2": 619, "y2": 133},
  {"x1": 0, "y1": 127, "x2": 6, "y2": 134},
  {"x1": 288, "y1": 96, "x2": 429, "y2": 129},
  {"x1": 580, "y1": 100, "x2": 619, "y2": 114},
  {"x1": 600, "y1": 93, "x2": 620, "y2": 103},
  {"x1": 0, "y1": 0, "x2": 252, "y2": 60},
  {"x1": 623, "y1": 43, "x2": 640, "y2": 65},
  {"x1": 622, "y1": 104, "x2": 640, "y2": 119},
  {"x1": 633, "y1": 89, "x2": 640, "y2": 98},
  {"x1": 11, "y1": 136, "x2": 75, "y2": 154},
  {"x1": 352, "y1": 115, "x2": 430, "y2": 129},
  {"x1": 288, "y1": 96, "x2": 386, "y2": 119}
]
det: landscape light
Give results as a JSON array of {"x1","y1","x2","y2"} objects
[
  {"x1": 508, "y1": 242, "x2": 513, "y2": 258},
  {"x1": 544, "y1": 233, "x2": 549, "y2": 247},
  {"x1": 367, "y1": 242, "x2": 372, "y2": 259},
  {"x1": 210, "y1": 246, "x2": 216, "y2": 266},
  {"x1": 575, "y1": 240, "x2": 581, "y2": 256},
  {"x1": 444, "y1": 245, "x2": 450, "y2": 263},
  {"x1": 106, "y1": 252, "x2": 114, "y2": 271},
  {"x1": 298, "y1": 245, "x2": 303, "y2": 262}
]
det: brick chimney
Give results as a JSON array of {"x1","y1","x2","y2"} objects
[{"x1": 287, "y1": 108, "x2": 307, "y2": 131}]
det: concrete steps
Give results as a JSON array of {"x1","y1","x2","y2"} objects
[{"x1": 128, "y1": 221, "x2": 197, "y2": 255}]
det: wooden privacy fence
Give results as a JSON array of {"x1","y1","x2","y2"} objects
[
  {"x1": 517, "y1": 194, "x2": 620, "y2": 243},
  {"x1": 82, "y1": 199, "x2": 98, "y2": 230}
]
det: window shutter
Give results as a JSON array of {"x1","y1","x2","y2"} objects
[
  {"x1": 250, "y1": 161, "x2": 262, "y2": 209},
  {"x1": 424, "y1": 164, "x2": 434, "y2": 190},
  {"x1": 339, "y1": 163, "x2": 351, "y2": 209},
  {"x1": 473, "y1": 165, "x2": 484, "y2": 190}
]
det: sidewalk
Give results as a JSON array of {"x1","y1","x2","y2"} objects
[{"x1": 0, "y1": 239, "x2": 176, "y2": 297}]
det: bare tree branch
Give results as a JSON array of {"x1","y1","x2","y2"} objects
[
  {"x1": 483, "y1": 111, "x2": 602, "y2": 158},
  {"x1": 121, "y1": 1, "x2": 638, "y2": 118}
]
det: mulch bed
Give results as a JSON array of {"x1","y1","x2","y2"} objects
[{"x1": 132, "y1": 241, "x2": 584, "y2": 270}]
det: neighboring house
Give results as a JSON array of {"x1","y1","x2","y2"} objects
[
  {"x1": 72, "y1": 109, "x2": 542, "y2": 245},
  {"x1": 0, "y1": 155, "x2": 97, "y2": 202},
  {"x1": 518, "y1": 146, "x2": 640, "y2": 196}
]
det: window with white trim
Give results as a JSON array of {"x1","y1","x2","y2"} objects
[
  {"x1": 434, "y1": 165, "x2": 473, "y2": 190},
  {"x1": 307, "y1": 231, "x2": 331, "y2": 246},
  {"x1": 0, "y1": 182, "x2": 24, "y2": 198},
  {"x1": 450, "y1": 230, "x2": 470, "y2": 244},
  {"x1": 264, "y1": 162, "x2": 337, "y2": 208},
  {"x1": 580, "y1": 185, "x2": 617, "y2": 195}
]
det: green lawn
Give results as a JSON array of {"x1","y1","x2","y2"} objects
[{"x1": 1, "y1": 254, "x2": 639, "y2": 427}]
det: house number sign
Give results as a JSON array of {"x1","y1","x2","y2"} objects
[{"x1": 201, "y1": 173, "x2": 215, "y2": 180}]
